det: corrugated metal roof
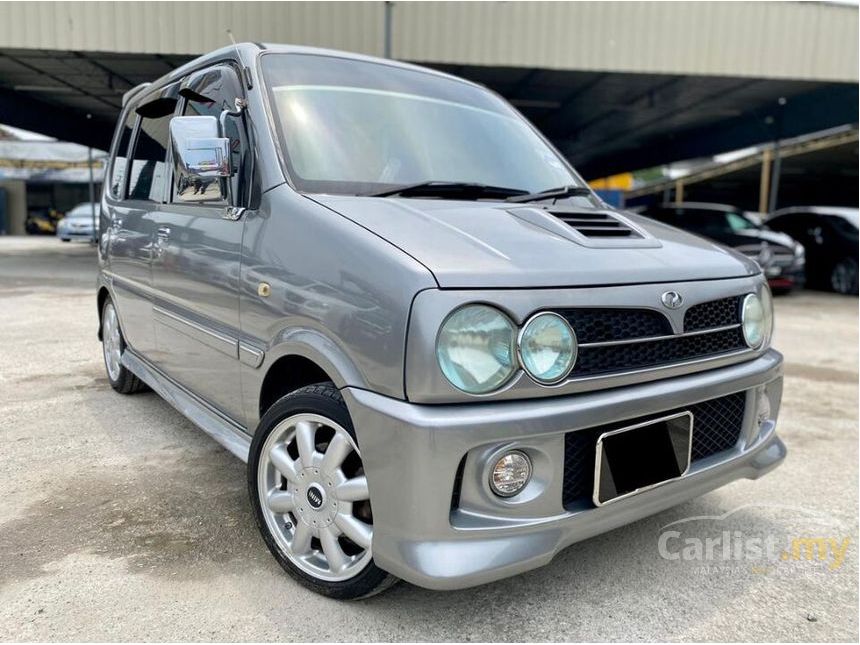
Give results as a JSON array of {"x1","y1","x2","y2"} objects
[{"x1": 0, "y1": 1, "x2": 856, "y2": 82}]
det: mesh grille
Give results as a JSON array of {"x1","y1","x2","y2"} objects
[
  {"x1": 562, "y1": 392, "x2": 747, "y2": 509},
  {"x1": 689, "y1": 392, "x2": 747, "y2": 460},
  {"x1": 684, "y1": 296, "x2": 742, "y2": 332},
  {"x1": 554, "y1": 308, "x2": 672, "y2": 344},
  {"x1": 550, "y1": 297, "x2": 748, "y2": 379},
  {"x1": 572, "y1": 327, "x2": 747, "y2": 377}
]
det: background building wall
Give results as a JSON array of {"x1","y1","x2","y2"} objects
[
  {"x1": 0, "y1": 179, "x2": 27, "y2": 234},
  {"x1": 0, "y1": 1, "x2": 856, "y2": 81}
]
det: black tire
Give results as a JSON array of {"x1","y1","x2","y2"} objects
[
  {"x1": 248, "y1": 382, "x2": 397, "y2": 600},
  {"x1": 100, "y1": 297, "x2": 148, "y2": 394},
  {"x1": 830, "y1": 258, "x2": 858, "y2": 295},
  {"x1": 60, "y1": 238, "x2": 70, "y2": 242}
]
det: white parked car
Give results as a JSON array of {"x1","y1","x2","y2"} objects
[{"x1": 56, "y1": 202, "x2": 98, "y2": 242}]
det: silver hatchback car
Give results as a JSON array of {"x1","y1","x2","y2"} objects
[{"x1": 97, "y1": 43, "x2": 785, "y2": 599}]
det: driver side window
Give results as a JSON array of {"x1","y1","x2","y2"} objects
[{"x1": 175, "y1": 65, "x2": 249, "y2": 206}]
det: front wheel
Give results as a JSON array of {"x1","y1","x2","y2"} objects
[
  {"x1": 248, "y1": 383, "x2": 397, "y2": 599},
  {"x1": 830, "y1": 258, "x2": 858, "y2": 295}
]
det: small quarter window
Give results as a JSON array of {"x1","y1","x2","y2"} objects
[{"x1": 109, "y1": 112, "x2": 135, "y2": 199}]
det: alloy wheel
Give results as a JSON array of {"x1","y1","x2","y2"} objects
[
  {"x1": 831, "y1": 259, "x2": 858, "y2": 295},
  {"x1": 257, "y1": 413, "x2": 373, "y2": 582},
  {"x1": 102, "y1": 303, "x2": 122, "y2": 381}
]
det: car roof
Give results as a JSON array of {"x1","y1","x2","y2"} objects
[{"x1": 132, "y1": 42, "x2": 482, "y2": 105}]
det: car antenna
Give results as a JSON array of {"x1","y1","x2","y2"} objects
[{"x1": 226, "y1": 29, "x2": 253, "y2": 91}]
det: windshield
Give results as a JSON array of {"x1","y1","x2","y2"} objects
[
  {"x1": 668, "y1": 210, "x2": 758, "y2": 236},
  {"x1": 262, "y1": 54, "x2": 585, "y2": 198}
]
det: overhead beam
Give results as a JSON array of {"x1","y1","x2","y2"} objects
[
  {"x1": 626, "y1": 127, "x2": 859, "y2": 199},
  {"x1": 0, "y1": 87, "x2": 113, "y2": 149},
  {"x1": 570, "y1": 83, "x2": 860, "y2": 177}
]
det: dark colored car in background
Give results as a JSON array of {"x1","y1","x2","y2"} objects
[
  {"x1": 766, "y1": 206, "x2": 859, "y2": 295},
  {"x1": 24, "y1": 208, "x2": 62, "y2": 235},
  {"x1": 642, "y1": 202, "x2": 805, "y2": 294}
]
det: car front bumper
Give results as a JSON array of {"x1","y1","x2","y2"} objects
[
  {"x1": 58, "y1": 228, "x2": 95, "y2": 240},
  {"x1": 765, "y1": 263, "x2": 805, "y2": 290},
  {"x1": 344, "y1": 349, "x2": 785, "y2": 590}
]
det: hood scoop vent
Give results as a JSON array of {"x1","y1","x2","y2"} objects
[
  {"x1": 506, "y1": 206, "x2": 661, "y2": 249},
  {"x1": 548, "y1": 209, "x2": 642, "y2": 239}
]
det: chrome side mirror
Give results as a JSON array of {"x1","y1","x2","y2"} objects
[{"x1": 169, "y1": 116, "x2": 230, "y2": 202}]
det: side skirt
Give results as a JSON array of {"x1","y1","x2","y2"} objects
[{"x1": 121, "y1": 349, "x2": 251, "y2": 462}]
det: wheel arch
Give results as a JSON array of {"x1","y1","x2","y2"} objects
[
  {"x1": 96, "y1": 285, "x2": 111, "y2": 340},
  {"x1": 256, "y1": 330, "x2": 367, "y2": 419}
]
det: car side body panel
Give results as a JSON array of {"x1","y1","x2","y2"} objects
[{"x1": 236, "y1": 184, "x2": 437, "y2": 429}]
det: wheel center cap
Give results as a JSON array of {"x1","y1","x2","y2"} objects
[{"x1": 306, "y1": 483, "x2": 326, "y2": 509}]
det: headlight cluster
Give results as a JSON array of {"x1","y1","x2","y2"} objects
[
  {"x1": 741, "y1": 287, "x2": 774, "y2": 349},
  {"x1": 436, "y1": 305, "x2": 577, "y2": 394}
]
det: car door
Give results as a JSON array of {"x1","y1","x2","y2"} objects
[
  {"x1": 149, "y1": 63, "x2": 251, "y2": 422},
  {"x1": 104, "y1": 103, "x2": 168, "y2": 358}
]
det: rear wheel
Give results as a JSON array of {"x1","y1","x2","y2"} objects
[
  {"x1": 101, "y1": 299, "x2": 147, "y2": 394},
  {"x1": 830, "y1": 258, "x2": 858, "y2": 295},
  {"x1": 248, "y1": 383, "x2": 397, "y2": 599}
]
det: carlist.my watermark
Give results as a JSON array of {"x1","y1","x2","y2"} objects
[{"x1": 656, "y1": 504, "x2": 853, "y2": 574}]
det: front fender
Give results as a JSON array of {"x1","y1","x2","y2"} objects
[{"x1": 266, "y1": 326, "x2": 367, "y2": 390}]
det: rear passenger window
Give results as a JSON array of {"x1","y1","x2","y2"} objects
[
  {"x1": 109, "y1": 112, "x2": 136, "y2": 198},
  {"x1": 127, "y1": 92, "x2": 178, "y2": 202}
]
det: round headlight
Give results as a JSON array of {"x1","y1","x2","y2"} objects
[
  {"x1": 437, "y1": 304, "x2": 517, "y2": 394},
  {"x1": 518, "y1": 312, "x2": 577, "y2": 384},
  {"x1": 741, "y1": 290, "x2": 773, "y2": 349},
  {"x1": 489, "y1": 450, "x2": 532, "y2": 497}
]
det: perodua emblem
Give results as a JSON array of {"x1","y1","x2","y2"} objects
[{"x1": 661, "y1": 291, "x2": 683, "y2": 309}]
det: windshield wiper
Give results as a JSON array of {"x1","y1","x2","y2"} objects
[
  {"x1": 363, "y1": 181, "x2": 529, "y2": 200},
  {"x1": 505, "y1": 184, "x2": 593, "y2": 203}
]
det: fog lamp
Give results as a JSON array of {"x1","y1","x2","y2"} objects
[{"x1": 489, "y1": 450, "x2": 532, "y2": 498}]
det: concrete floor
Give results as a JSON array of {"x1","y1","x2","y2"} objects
[{"x1": 0, "y1": 237, "x2": 857, "y2": 642}]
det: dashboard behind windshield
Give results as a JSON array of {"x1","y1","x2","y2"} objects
[{"x1": 262, "y1": 53, "x2": 584, "y2": 197}]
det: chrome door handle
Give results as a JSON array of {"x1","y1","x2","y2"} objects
[{"x1": 156, "y1": 226, "x2": 171, "y2": 239}]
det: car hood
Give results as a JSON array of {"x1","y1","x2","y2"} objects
[
  {"x1": 312, "y1": 196, "x2": 759, "y2": 289},
  {"x1": 733, "y1": 228, "x2": 800, "y2": 250},
  {"x1": 698, "y1": 226, "x2": 799, "y2": 251}
]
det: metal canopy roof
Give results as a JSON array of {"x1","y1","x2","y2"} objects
[
  {"x1": 0, "y1": 48, "x2": 857, "y2": 178},
  {"x1": 428, "y1": 63, "x2": 859, "y2": 177},
  {"x1": 0, "y1": 48, "x2": 191, "y2": 150}
]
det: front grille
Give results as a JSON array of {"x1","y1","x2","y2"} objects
[
  {"x1": 549, "y1": 295, "x2": 748, "y2": 379},
  {"x1": 684, "y1": 296, "x2": 742, "y2": 331},
  {"x1": 571, "y1": 327, "x2": 746, "y2": 377},
  {"x1": 555, "y1": 308, "x2": 672, "y2": 344},
  {"x1": 562, "y1": 392, "x2": 747, "y2": 509},
  {"x1": 771, "y1": 248, "x2": 797, "y2": 267}
]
